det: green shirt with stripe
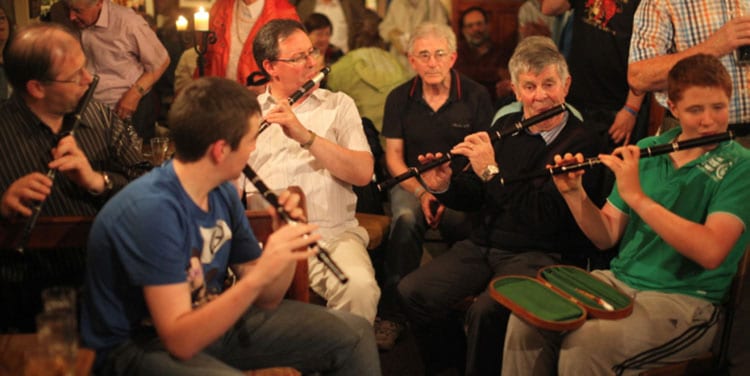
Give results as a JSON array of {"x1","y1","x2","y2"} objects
[{"x1": 608, "y1": 127, "x2": 750, "y2": 304}]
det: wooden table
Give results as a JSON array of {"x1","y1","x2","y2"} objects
[{"x1": 0, "y1": 333, "x2": 94, "y2": 376}]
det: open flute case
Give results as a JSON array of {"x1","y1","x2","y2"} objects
[{"x1": 489, "y1": 265, "x2": 634, "y2": 331}]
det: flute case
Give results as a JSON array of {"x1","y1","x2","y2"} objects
[{"x1": 489, "y1": 265, "x2": 633, "y2": 331}]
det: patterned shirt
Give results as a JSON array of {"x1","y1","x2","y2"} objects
[
  {"x1": 629, "y1": 0, "x2": 750, "y2": 124},
  {"x1": 0, "y1": 95, "x2": 146, "y2": 218}
]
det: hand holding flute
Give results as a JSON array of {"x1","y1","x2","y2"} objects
[
  {"x1": 377, "y1": 104, "x2": 567, "y2": 191},
  {"x1": 551, "y1": 146, "x2": 645, "y2": 205},
  {"x1": 257, "y1": 66, "x2": 330, "y2": 136},
  {"x1": 243, "y1": 166, "x2": 349, "y2": 284}
]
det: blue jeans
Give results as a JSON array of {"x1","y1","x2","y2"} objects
[
  {"x1": 378, "y1": 185, "x2": 473, "y2": 322},
  {"x1": 97, "y1": 300, "x2": 381, "y2": 376}
]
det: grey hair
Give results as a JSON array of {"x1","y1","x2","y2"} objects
[
  {"x1": 407, "y1": 22, "x2": 456, "y2": 54},
  {"x1": 508, "y1": 36, "x2": 569, "y2": 86}
]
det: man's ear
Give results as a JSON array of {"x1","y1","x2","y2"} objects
[
  {"x1": 667, "y1": 99, "x2": 677, "y2": 118},
  {"x1": 510, "y1": 82, "x2": 521, "y2": 101},
  {"x1": 25, "y1": 80, "x2": 46, "y2": 100},
  {"x1": 262, "y1": 59, "x2": 276, "y2": 78},
  {"x1": 209, "y1": 139, "x2": 229, "y2": 163}
]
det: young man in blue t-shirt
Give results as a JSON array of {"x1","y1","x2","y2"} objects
[
  {"x1": 502, "y1": 54, "x2": 750, "y2": 375},
  {"x1": 80, "y1": 77, "x2": 380, "y2": 375}
]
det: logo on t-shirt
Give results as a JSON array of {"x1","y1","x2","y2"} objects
[
  {"x1": 198, "y1": 220, "x2": 233, "y2": 264},
  {"x1": 187, "y1": 220, "x2": 234, "y2": 307},
  {"x1": 583, "y1": 0, "x2": 625, "y2": 34},
  {"x1": 697, "y1": 155, "x2": 733, "y2": 182}
]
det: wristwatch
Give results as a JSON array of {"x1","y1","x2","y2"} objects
[
  {"x1": 480, "y1": 164, "x2": 499, "y2": 182},
  {"x1": 89, "y1": 172, "x2": 113, "y2": 196},
  {"x1": 101, "y1": 171, "x2": 113, "y2": 192}
]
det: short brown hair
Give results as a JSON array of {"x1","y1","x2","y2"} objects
[
  {"x1": 169, "y1": 77, "x2": 260, "y2": 162},
  {"x1": 667, "y1": 54, "x2": 732, "y2": 104}
]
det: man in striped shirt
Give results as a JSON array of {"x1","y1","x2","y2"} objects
[{"x1": 0, "y1": 23, "x2": 144, "y2": 331}]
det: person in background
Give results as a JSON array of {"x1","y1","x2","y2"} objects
[
  {"x1": 65, "y1": 0, "x2": 170, "y2": 142},
  {"x1": 377, "y1": 21, "x2": 492, "y2": 352},
  {"x1": 378, "y1": 0, "x2": 449, "y2": 71},
  {"x1": 0, "y1": 23, "x2": 144, "y2": 332},
  {"x1": 80, "y1": 76, "x2": 381, "y2": 375},
  {"x1": 453, "y1": 6, "x2": 512, "y2": 105},
  {"x1": 295, "y1": 0, "x2": 366, "y2": 54},
  {"x1": 326, "y1": 8, "x2": 412, "y2": 135},
  {"x1": 152, "y1": 0, "x2": 193, "y2": 124},
  {"x1": 503, "y1": 53, "x2": 750, "y2": 376},
  {"x1": 543, "y1": 0, "x2": 647, "y2": 149},
  {"x1": 628, "y1": 0, "x2": 750, "y2": 148},
  {"x1": 203, "y1": 0, "x2": 299, "y2": 88},
  {"x1": 245, "y1": 19, "x2": 380, "y2": 324},
  {"x1": 174, "y1": 47, "x2": 199, "y2": 95},
  {"x1": 0, "y1": 4, "x2": 13, "y2": 102},
  {"x1": 397, "y1": 36, "x2": 608, "y2": 375},
  {"x1": 303, "y1": 12, "x2": 343, "y2": 72}
]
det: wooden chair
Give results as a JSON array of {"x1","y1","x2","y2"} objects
[
  {"x1": 639, "y1": 248, "x2": 750, "y2": 376},
  {"x1": 355, "y1": 212, "x2": 391, "y2": 252},
  {"x1": 0, "y1": 216, "x2": 94, "y2": 250}
]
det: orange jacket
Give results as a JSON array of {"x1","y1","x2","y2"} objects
[{"x1": 202, "y1": 0, "x2": 299, "y2": 83}]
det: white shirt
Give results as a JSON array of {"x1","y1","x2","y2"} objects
[{"x1": 244, "y1": 88, "x2": 371, "y2": 239}]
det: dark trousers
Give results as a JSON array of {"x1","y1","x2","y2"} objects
[{"x1": 397, "y1": 240, "x2": 561, "y2": 375}]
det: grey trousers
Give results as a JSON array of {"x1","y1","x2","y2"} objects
[{"x1": 502, "y1": 270, "x2": 720, "y2": 376}]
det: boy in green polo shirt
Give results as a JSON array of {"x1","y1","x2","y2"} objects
[{"x1": 502, "y1": 53, "x2": 750, "y2": 375}]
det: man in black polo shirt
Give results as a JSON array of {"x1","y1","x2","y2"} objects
[
  {"x1": 397, "y1": 36, "x2": 609, "y2": 375},
  {"x1": 377, "y1": 21, "x2": 493, "y2": 351},
  {"x1": 0, "y1": 24, "x2": 144, "y2": 331}
]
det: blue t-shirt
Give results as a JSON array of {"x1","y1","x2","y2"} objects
[{"x1": 80, "y1": 161, "x2": 260, "y2": 359}]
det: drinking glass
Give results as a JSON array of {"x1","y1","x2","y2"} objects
[
  {"x1": 150, "y1": 137, "x2": 170, "y2": 166},
  {"x1": 34, "y1": 310, "x2": 77, "y2": 376}
]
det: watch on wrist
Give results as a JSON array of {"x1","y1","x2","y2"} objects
[
  {"x1": 133, "y1": 84, "x2": 146, "y2": 96},
  {"x1": 480, "y1": 164, "x2": 500, "y2": 182},
  {"x1": 102, "y1": 172, "x2": 113, "y2": 191},
  {"x1": 89, "y1": 172, "x2": 113, "y2": 196}
]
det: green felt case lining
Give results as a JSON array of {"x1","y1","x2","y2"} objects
[
  {"x1": 540, "y1": 266, "x2": 631, "y2": 310},
  {"x1": 491, "y1": 278, "x2": 583, "y2": 321},
  {"x1": 489, "y1": 266, "x2": 634, "y2": 331}
]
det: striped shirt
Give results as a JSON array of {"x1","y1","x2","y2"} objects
[
  {"x1": 0, "y1": 94, "x2": 146, "y2": 218},
  {"x1": 629, "y1": 0, "x2": 750, "y2": 124}
]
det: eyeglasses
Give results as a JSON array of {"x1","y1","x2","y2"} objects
[
  {"x1": 44, "y1": 67, "x2": 89, "y2": 86},
  {"x1": 274, "y1": 48, "x2": 321, "y2": 65},
  {"x1": 413, "y1": 50, "x2": 452, "y2": 63}
]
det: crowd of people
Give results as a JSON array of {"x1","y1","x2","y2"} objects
[{"x1": 1, "y1": 0, "x2": 750, "y2": 375}]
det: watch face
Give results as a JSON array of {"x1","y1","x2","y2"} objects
[
  {"x1": 103, "y1": 172, "x2": 113, "y2": 190},
  {"x1": 482, "y1": 165, "x2": 499, "y2": 182}
]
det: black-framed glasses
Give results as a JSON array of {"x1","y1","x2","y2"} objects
[
  {"x1": 274, "y1": 47, "x2": 321, "y2": 65},
  {"x1": 413, "y1": 49, "x2": 452, "y2": 63},
  {"x1": 44, "y1": 67, "x2": 89, "y2": 85}
]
